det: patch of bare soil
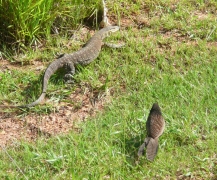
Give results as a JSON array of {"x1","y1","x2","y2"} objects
[
  {"x1": 0, "y1": 59, "x2": 46, "y2": 74},
  {"x1": 0, "y1": 59, "x2": 19, "y2": 72},
  {"x1": 0, "y1": 26, "x2": 114, "y2": 147},
  {"x1": 0, "y1": 86, "x2": 111, "y2": 147}
]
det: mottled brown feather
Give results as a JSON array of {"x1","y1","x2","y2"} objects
[
  {"x1": 138, "y1": 142, "x2": 146, "y2": 157},
  {"x1": 146, "y1": 103, "x2": 165, "y2": 139},
  {"x1": 145, "y1": 137, "x2": 159, "y2": 161}
]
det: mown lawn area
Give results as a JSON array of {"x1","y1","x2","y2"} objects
[{"x1": 0, "y1": 0, "x2": 216, "y2": 179}]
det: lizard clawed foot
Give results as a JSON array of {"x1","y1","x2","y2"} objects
[{"x1": 64, "y1": 73, "x2": 75, "y2": 84}]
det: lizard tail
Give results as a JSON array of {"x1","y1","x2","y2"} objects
[
  {"x1": 0, "y1": 58, "x2": 63, "y2": 109},
  {"x1": 18, "y1": 92, "x2": 46, "y2": 108},
  {"x1": 0, "y1": 105, "x2": 19, "y2": 109},
  {"x1": 0, "y1": 92, "x2": 46, "y2": 109}
]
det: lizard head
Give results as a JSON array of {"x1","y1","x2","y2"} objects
[{"x1": 100, "y1": 26, "x2": 120, "y2": 39}]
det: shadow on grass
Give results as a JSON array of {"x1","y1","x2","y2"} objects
[
  {"x1": 21, "y1": 68, "x2": 65, "y2": 97},
  {"x1": 122, "y1": 122, "x2": 147, "y2": 166},
  {"x1": 124, "y1": 135, "x2": 145, "y2": 166},
  {"x1": 20, "y1": 66, "x2": 83, "y2": 102},
  {"x1": 10, "y1": 67, "x2": 82, "y2": 114}
]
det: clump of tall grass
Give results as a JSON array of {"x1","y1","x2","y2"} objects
[{"x1": 0, "y1": 0, "x2": 101, "y2": 52}]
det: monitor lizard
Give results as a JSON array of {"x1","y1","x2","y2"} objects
[{"x1": 0, "y1": 26, "x2": 122, "y2": 108}]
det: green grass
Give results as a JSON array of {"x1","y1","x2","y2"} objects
[
  {"x1": 0, "y1": 0, "x2": 101, "y2": 54},
  {"x1": 0, "y1": 0, "x2": 217, "y2": 179}
]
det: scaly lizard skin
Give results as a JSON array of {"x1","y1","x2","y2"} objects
[{"x1": 1, "y1": 26, "x2": 121, "y2": 108}]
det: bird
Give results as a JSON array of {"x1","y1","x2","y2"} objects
[{"x1": 138, "y1": 103, "x2": 165, "y2": 161}]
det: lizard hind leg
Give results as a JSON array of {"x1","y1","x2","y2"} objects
[{"x1": 64, "y1": 62, "x2": 76, "y2": 84}]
